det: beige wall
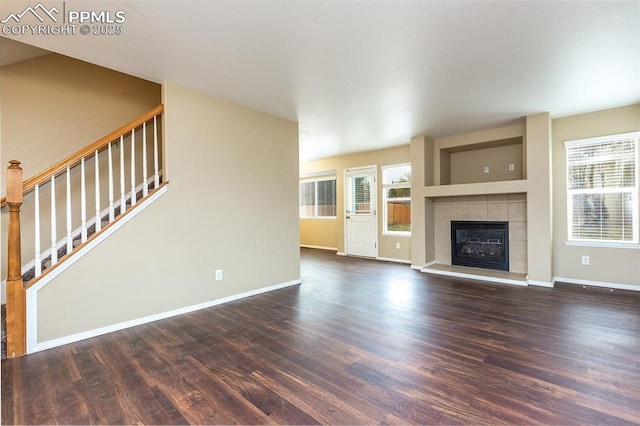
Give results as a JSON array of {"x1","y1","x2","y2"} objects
[
  {"x1": 300, "y1": 145, "x2": 411, "y2": 262},
  {"x1": 0, "y1": 54, "x2": 161, "y2": 287},
  {"x1": 552, "y1": 104, "x2": 640, "y2": 287},
  {"x1": 300, "y1": 219, "x2": 337, "y2": 250},
  {"x1": 35, "y1": 82, "x2": 300, "y2": 342},
  {"x1": 0, "y1": 54, "x2": 161, "y2": 180},
  {"x1": 449, "y1": 143, "x2": 523, "y2": 184}
]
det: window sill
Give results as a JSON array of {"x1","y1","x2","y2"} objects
[
  {"x1": 300, "y1": 216, "x2": 337, "y2": 220},
  {"x1": 383, "y1": 232, "x2": 411, "y2": 238},
  {"x1": 564, "y1": 240, "x2": 640, "y2": 250}
]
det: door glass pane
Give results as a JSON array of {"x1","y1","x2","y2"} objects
[{"x1": 352, "y1": 176, "x2": 371, "y2": 213}]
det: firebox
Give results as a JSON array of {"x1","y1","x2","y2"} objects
[{"x1": 451, "y1": 221, "x2": 509, "y2": 271}]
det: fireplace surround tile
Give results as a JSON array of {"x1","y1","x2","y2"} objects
[
  {"x1": 468, "y1": 195, "x2": 488, "y2": 204},
  {"x1": 510, "y1": 258, "x2": 527, "y2": 274},
  {"x1": 431, "y1": 193, "x2": 528, "y2": 273},
  {"x1": 435, "y1": 204, "x2": 451, "y2": 221},
  {"x1": 509, "y1": 202, "x2": 527, "y2": 221},
  {"x1": 451, "y1": 203, "x2": 470, "y2": 220},
  {"x1": 509, "y1": 193, "x2": 527, "y2": 202},
  {"x1": 488, "y1": 194, "x2": 509, "y2": 202},
  {"x1": 509, "y1": 221, "x2": 527, "y2": 241},
  {"x1": 487, "y1": 203, "x2": 509, "y2": 221},
  {"x1": 468, "y1": 204, "x2": 488, "y2": 221},
  {"x1": 511, "y1": 240, "x2": 528, "y2": 260}
]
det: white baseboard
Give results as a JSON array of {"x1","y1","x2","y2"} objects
[
  {"x1": 376, "y1": 256, "x2": 411, "y2": 264},
  {"x1": 555, "y1": 277, "x2": 639, "y2": 292},
  {"x1": 527, "y1": 279, "x2": 555, "y2": 288},
  {"x1": 336, "y1": 252, "x2": 346, "y2": 256},
  {"x1": 300, "y1": 245, "x2": 337, "y2": 251},
  {"x1": 28, "y1": 278, "x2": 302, "y2": 354}
]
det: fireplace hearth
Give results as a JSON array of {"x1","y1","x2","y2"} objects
[{"x1": 451, "y1": 221, "x2": 509, "y2": 271}]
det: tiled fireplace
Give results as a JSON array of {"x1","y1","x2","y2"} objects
[{"x1": 434, "y1": 193, "x2": 527, "y2": 273}]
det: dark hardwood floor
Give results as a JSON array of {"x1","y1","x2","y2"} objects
[{"x1": 2, "y1": 248, "x2": 639, "y2": 424}]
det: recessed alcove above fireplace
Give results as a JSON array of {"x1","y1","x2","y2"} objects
[{"x1": 451, "y1": 221, "x2": 509, "y2": 271}]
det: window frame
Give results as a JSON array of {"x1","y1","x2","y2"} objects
[
  {"x1": 382, "y1": 163, "x2": 411, "y2": 236},
  {"x1": 299, "y1": 173, "x2": 337, "y2": 219},
  {"x1": 564, "y1": 131, "x2": 639, "y2": 247}
]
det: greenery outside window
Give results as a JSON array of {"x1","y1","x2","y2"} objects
[
  {"x1": 382, "y1": 164, "x2": 411, "y2": 235},
  {"x1": 565, "y1": 131, "x2": 639, "y2": 245},
  {"x1": 300, "y1": 175, "x2": 336, "y2": 218}
]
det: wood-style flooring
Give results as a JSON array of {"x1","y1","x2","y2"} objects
[{"x1": 2, "y1": 248, "x2": 639, "y2": 424}]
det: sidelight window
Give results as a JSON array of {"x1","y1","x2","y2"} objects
[{"x1": 382, "y1": 164, "x2": 411, "y2": 235}]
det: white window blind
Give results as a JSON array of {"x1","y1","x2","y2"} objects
[
  {"x1": 299, "y1": 174, "x2": 336, "y2": 218},
  {"x1": 565, "y1": 131, "x2": 639, "y2": 244}
]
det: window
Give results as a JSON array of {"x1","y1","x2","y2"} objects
[
  {"x1": 382, "y1": 164, "x2": 411, "y2": 235},
  {"x1": 565, "y1": 131, "x2": 639, "y2": 245},
  {"x1": 299, "y1": 175, "x2": 336, "y2": 218}
]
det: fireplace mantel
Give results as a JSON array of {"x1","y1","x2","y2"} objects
[{"x1": 423, "y1": 179, "x2": 529, "y2": 198}]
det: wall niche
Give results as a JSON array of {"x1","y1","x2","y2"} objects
[{"x1": 439, "y1": 137, "x2": 524, "y2": 185}]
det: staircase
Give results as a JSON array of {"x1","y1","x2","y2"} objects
[{"x1": 1, "y1": 105, "x2": 167, "y2": 358}]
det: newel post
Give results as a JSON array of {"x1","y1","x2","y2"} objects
[{"x1": 6, "y1": 160, "x2": 26, "y2": 357}]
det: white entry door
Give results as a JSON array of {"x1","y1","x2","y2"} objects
[{"x1": 345, "y1": 167, "x2": 377, "y2": 257}]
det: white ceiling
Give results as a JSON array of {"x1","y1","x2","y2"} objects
[{"x1": 1, "y1": 1, "x2": 639, "y2": 161}]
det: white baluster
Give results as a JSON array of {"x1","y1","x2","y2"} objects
[
  {"x1": 66, "y1": 167, "x2": 73, "y2": 254},
  {"x1": 119, "y1": 135, "x2": 126, "y2": 213},
  {"x1": 131, "y1": 129, "x2": 136, "y2": 207},
  {"x1": 153, "y1": 115, "x2": 159, "y2": 187},
  {"x1": 81, "y1": 158, "x2": 87, "y2": 242},
  {"x1": 108, "y1": 142, "x2": 115, "y2": 222},
  {"x1": 50, "y1": 175, "x2": 57, "y2": 266},
  {"x1": 142, "y1": 122, "x2": 148, "y2": 197},
  {"x1": 95, "y1": 151, "x2": 101, "y2": 232},
  {"x1": 34, "y1": 184, "x2": 41, "y2": 277},
  {"x1": 131, "y1": 129, "x2": 136, "y2": 206}
]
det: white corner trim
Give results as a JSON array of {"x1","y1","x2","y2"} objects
[
  {"x1": 28, "y1": 278, "x2": 302, "y2": 354},
  {"x1": 376, "y1": 256, "x2": 411, "y2": 264},
  {"x1": 300, "y1": 244, "x2": 338, "y2": 251},
  {"x1": 421, "y1": 267, "x2": 528, "y2": 287},
  {"x1": 527, "y1": 279, "x2": 555, "y2": 288},
  {"x1": 554, "y1": 277, "x2": 639, "y2": 292},
  {"x1": 26, "y1": 185, "x2": 169, "y2": 353},
  {"x1": 411, "y1": 260, "x2": 435, "y2": 270}
]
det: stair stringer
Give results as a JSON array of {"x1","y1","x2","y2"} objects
[{"x1": 25, "y1": 184, "x2": 168, "y2": 354}]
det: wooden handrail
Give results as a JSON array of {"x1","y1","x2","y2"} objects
[{"x1": 0, "y1": 104, "x2": 163, "y2": 207}]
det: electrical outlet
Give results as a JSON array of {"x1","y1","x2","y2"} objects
[
  {"x1": 581, "y1": 256, "x2": 589, "y2": 266},
  {"x1": 215, "y1": 269, "x2": 223, "y2": 280},
  {"x1": 483, "y1": 166, "x2": 490, "y2": 174},
  {"x1": 395, "y1": 242, "x2": 401, "y2": 249},
  {"x1": 508, "y1": 163, "x2": 515, "y2": 171}
]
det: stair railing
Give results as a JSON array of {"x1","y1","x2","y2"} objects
[{"x1": 2, "y1": 104, "x2": 165, "y2": 357}]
